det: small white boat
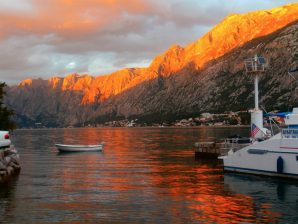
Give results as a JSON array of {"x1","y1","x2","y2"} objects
[{"x1": 55, "y1": 143, "x2": 104, "y2": 152}]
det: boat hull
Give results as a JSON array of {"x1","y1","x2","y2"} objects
[
  {"x1": 224, "y1": 165, "x2": 298, "y2": 179},
  {"x1": 55, "y1": 144, "x2": 103, "y2": 152},
  {"x1": 221, "y1": 136, "x2": 298, "y2": 179}
]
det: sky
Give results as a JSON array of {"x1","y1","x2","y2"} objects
[{"x1": 0, "y1": 0, "x2": 296, "y2": 84}]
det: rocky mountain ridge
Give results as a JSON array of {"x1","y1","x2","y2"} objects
[{"x1": 5, "y1": 3, "x2": 298, "y2": 127}]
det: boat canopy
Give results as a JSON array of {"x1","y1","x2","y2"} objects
[{"x1": 264, "y1": 112, "x2": 292, "y2": 118}]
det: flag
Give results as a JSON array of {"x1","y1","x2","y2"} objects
[{"x1": 251, "y1": 123, "x2": 261, "y2": 138}]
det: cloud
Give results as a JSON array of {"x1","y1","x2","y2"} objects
[
  {"x1": 0, "y1": 0, "x2": 296, "y2": 84},
  {"x1": 0, "y1": 0, "x2": 34, "y2": 13}
]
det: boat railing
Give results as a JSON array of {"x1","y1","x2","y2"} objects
[
  {"x1": 281, "y1": 128, "x2": 298, "y2": 138},
  {"x1": 223, "y1": 138, "x2": 252, "y2": 151}
]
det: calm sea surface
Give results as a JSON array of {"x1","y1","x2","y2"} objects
[{"x1": 1, "y1": 127, "x2": 298, "y2": 223}]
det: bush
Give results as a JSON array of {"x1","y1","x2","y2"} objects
[{"x1": 0, "y1": 82, "x2": 15, "y2": 130}]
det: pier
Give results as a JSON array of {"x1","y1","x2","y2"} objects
[
  {"x1": 194, "y1": 138, "x2": 251, "y2": 159},
  {"x1": 194, "y1": 142, "x2": 229, "y2": 158}
]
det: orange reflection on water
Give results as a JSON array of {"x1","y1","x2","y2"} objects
[
  {"x1": 43, "y1": 128, "x2": 281, "y2": 223},
  {"x1": 148, "y1": 159, "x2": 281, "y2": 223}
]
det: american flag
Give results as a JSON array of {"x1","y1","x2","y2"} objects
[{"x1": 251, "y1": 123, "x2": 261, "y2": 138}]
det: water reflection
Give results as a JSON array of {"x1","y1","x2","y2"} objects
[
  {"x1": 224, "y1": 173, "x2": 298, "y2": 223},
  {"x1": 0, "y1": 177, "x2": 19, "y2": 223},
  {"x1": 0, "y1": 127, "x2": 297, "y2": 223}
]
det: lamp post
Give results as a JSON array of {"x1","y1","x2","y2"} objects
[{"x1": 244, "y1": 54, "x2": 269, "y2": 139}]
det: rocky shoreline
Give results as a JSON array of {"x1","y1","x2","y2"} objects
[{"x1": 0, "y1": 146, "x2": 21, "y2": 183}]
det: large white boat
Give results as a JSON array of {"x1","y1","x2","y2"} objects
[{"x1": 219, "y1": 55, "x2": 298, "y2": 179}]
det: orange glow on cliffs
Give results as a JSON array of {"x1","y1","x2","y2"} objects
[
  {"x1": 19, "y1": 78, "x2": 33, "y2": 87},
  {"x1": 18, "y1": 3, "x2": 298, "y2": 105},
  {"x1": 184, "y1": 3, "x2": 298, "y2": 69}
]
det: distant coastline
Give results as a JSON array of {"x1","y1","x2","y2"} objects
[
  {"x1": 16, "y1": 124, "x2": 252, "y2": 130},
  {"x1": 18, "y1": 110, "x2": 284, "y2": 129}
]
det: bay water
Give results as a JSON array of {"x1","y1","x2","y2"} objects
[{"x1": 0, "y1": 127, "x2": 298, "y2": 223}]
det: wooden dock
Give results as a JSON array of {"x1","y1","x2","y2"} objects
[
  {"x1": 194, "y1": 141, "x2": 230, "y2": 159},
  {"x1": 194, "y1": 139, "x2": 251, "y2": 159}
]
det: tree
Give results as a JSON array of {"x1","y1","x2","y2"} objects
[{"x1": 0, "y1": 82, "x2": 15, "y2": 130}]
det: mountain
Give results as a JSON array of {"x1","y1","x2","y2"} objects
[{"x1": 5, "y1": 3, "x2": 298, "y2": 127}]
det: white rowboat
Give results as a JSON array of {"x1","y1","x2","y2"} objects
[{"x1": 55, "y1": 143, "x2": 104, "y2": 152}]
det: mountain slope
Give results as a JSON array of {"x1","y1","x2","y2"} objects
[
  {"x1": 5, "y1": 3, "x2": 298, "y2": 127},
  {"x1": 90, "y1": 20, "x2": 298, "y2": 122}
]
